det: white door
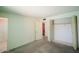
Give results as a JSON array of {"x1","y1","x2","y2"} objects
[
  {"x1": 35, "y1": 20, "x2": 42, "y2": 40},
  {"x1": 54, "y1": 18, "x2": 72, "y2": 46}
]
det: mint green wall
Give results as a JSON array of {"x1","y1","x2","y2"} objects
[{"x1": 0, "y1": 12, "x2": 36, "y2": 50}]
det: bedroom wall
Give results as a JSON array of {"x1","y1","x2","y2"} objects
[
  {"x1": 46, "y1": 11, "x2": 79, "y2": 47},
  {"x1": 0, "y1": 12, "x2": 36, "y2": 50},
  {"x1": 45, "y1": 20, "x2": 54, "y2": 41}
]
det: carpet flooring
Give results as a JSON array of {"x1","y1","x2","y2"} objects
[{"x1": 5, "y1": 38, "x2": 79, "y2": 53}]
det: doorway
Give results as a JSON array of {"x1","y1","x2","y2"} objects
[
  {"x1": 42, "y1": 22, "x2": 45, "y2": 36},
  {"x1": 0, "y1": 17, "x2": 8, "y2": 52}
]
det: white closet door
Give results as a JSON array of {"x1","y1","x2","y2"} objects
[
  {"x1": 54, "y1": 18, "x2": 72, "y2": 46},
  {"x1": 54, "y1": 24, "x2": 72, "y2": 46}
]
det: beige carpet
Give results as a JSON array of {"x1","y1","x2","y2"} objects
[{"x1": 0, "y1": 40, "x2": 7, "y2": 52}]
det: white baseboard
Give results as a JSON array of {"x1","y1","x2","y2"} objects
[{"x1": 53, "y1": 40, "x2": 72, "y2": 46}]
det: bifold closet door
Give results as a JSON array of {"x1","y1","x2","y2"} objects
[{"x1": 54, "y1": 18, "x2": 72, "y2": 46}]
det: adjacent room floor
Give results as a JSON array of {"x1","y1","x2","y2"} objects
[
  {"x1": 5, "y1": 38, "x2": 79, "y2": 53},
  {"x1": 0, "y1": 40, "x2": 7, "y2": 52}
]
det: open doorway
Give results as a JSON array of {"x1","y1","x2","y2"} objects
[
  {"x1": 0, "y1": 17, "x2": 8, "y2": 52},
  {"x1": 42, "y1": 22, "x2": 45, "y2": 36},
  {"x1": 42, "y1": 18, "x2": 48, "y2": 40}
]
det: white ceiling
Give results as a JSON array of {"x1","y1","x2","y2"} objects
[{"x1": 5, "y1": 6, "x2": 79, "y2": 18}]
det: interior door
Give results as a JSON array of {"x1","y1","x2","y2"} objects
[{"x1": 35, "y1": 20, "x2": 42, "y2": 40}]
